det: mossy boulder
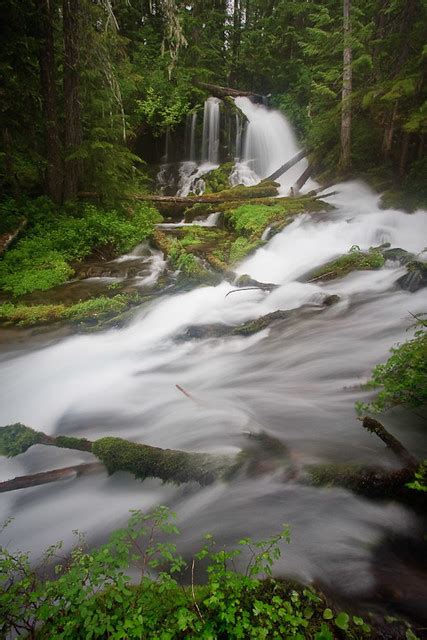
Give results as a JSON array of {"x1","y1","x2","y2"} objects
[
  {"x1": 397, "y1": 260, "x2": 427, "y2": 292},
  {"x1": 301, "y1": 248, "x2": 385, "y2": 282},
  {"x1": 202, "y1": 162, "x2": 235, "y2": 194}
]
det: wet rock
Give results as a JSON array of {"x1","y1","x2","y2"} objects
[
  {"x1": 397, "y1": 260, "x2": 427, "y2": 292},
  {"x1": 382, "y1": 247, "x2": 415, "y2": 265}
]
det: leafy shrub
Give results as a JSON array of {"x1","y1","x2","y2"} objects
[
  {"x1": 356, "y1": 317, "x2": 427, "y2": 414},
  {"x1": 0, "y1": 507, "x2": 375, "y2": 639}
]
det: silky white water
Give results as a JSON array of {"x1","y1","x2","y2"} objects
[{"x1": 0, "y1": 101, "x2": 426, "y2": 605}]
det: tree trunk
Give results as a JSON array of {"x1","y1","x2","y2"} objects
[
  {"x1": 340, "y1": 0, "x2": 352, "y2": 171},
  {"x1": 1, "y1": 128, "x2": 20, "y2": 199},
  {"x1": 265, "y1": 150, "x2": 306, "y2": 182},
  {"x1": 383, "y1": 102, "x2": 398, "y2": 159},
  {"x1": 37, "y1": 0, "x2": 63, "y2": 204},
  {"x1": 292, "y1": 165, "x2": 312, "y2": 195},
  {"x1": 63, "y1": 0, "x2": 82, "y2": 200}
]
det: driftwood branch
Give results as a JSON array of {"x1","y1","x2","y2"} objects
[
  {"x1": 0, "y1": 463, "x2": 104, "y2": 493},
  {"x1": 265, "y1": 150, "x2": 306, "y2": 182}
]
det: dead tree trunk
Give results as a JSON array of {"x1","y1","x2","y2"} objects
[
  {"x1": 63, "y1": 0, "x2": 82, "y2": 200},
  {"x1": 292, "y1": 165, "x2": 312, "y2": 195},
  {"x1": 265, "y1": 150, "x2": 306, "y2": 182},
  {"x1": 37, "y1": 0, "x2": 63, "y2": 204},
  {"x1": 340, "y1": 0, "x2": 352, "y2": 171},
  {"x1": 0, "y1": 463, "x2": 104, "y2": 493},
  {"x1": 196, "y1": 81, "x2": 263, "y2": 102}
]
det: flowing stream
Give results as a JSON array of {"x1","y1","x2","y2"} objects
[{"x1": 1, "y1": 98, "x2": 426, "y2": 611}]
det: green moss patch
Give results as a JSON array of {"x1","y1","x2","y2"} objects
[
  {"x1": 0, "y1": 293, "x2": 139, "y2": 327},
  {"x1": 305, "y1": 248, "x2": 385, "y2": 282},
  {"x1": 202, "y1": 162, "x2": 234, "y2": 194},
  {"x1": 92, "y1": 436, "x2": 230, "y2": 485}
]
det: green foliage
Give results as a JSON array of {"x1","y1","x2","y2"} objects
[
  {"x1": 356, "y1": 318, "x2": 427, "y2": 414},
  {"x1": 0, "y1": 507, "x2": 374, "y2": 639},
  {"x1": 168, "y1": 238, "x2": 205, "y2": 277},
  {"x1": 0, "y1": 200, "x2": 162, "y2": 296},
  {"x1": 0, "y1": 423, "x2": 41, "y2": 457},
  {"x1": 406, "y1": 460, "x2": 427, "y2": 492}
]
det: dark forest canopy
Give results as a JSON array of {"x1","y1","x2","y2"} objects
[{"x1": 0, "y1": 0, "x2": 426, "y2": 203}]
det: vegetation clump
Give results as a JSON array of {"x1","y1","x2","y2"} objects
[
  {"x1": 356, "y1": 317, "x2": 427, "y2": 415},
  {"x1": 202, "y1": 162, "x2": 234, "y2": 193},
  {"x1": 0, "y1": 423, "x2": 43, "y2": 457},
  {"x1": 306, "y1": 246, "x2": 385, "y2": 282}
]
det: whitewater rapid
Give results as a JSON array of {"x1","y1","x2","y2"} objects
[{"x1": 0, "y1": 100, "x2": 426, "y2": 602}]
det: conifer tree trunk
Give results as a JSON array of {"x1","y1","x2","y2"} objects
[
  {"x1": 63, "y1": 0, "x2": 82, "y2": 200},
  {"x1": 340, "y1": 0, "x2": 352, "y2": 171},
  {"x1": 37, "y1": 0, "x2": 63, "y2": 204}
]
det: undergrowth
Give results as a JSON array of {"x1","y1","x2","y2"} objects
[
  {"x1": 0, "y1": 507, "x2": 382, "y2": 640},
  {"x1": 356, "y1": 315, "x2": 427, "y2": 414},
  {"x1": 0, "y1": 198, "x2": 162, "y2": 296}
]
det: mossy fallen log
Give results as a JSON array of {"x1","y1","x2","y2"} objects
[
  {"x1": 177, "y1": 300, "x2": 340, "y2": 341},
  {"x1": 265, "y1": 150, "x2": 306, "y2": 182},
  {"x1": 195, "y1": 81, "x2": 264, "y2": 102},
  {"x1": 0, "y1": 418, "x2": 422, "y2": 508}
]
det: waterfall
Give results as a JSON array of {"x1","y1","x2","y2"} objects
[
  {"x1": 162, "y1": 126, "x2": 171, "y2": 164},
  {"x1": 201, "y1": 97, "x2": 221, "y2": 165},
  {"x1": 235, "y1": 112, "x2": 243, "y2": 159},
  {"x1": 233, "y1": 97, "x2": 311, "y2": 194},
  {"x1": 189, "y1": 112, "x2": 197, "y2": 162}
]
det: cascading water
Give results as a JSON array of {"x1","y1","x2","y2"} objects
[
  {"x1": 231, "y1": 97, "x2": 312, "y2": 193},
  {"x1": 201, "y1": 97, "x2": 221, "y2": 165},
  {"x1": 1, "y1": 100, "x2": 426, "y2": 613}
]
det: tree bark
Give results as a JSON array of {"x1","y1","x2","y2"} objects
[
  {"x1": 340, "y1": 0, "x2": 352, "y2": 171},
  {"x1": 37, "y1": 0, "x2": 63, "y2": 204},
  {"x1": 63, "y1": 0, "x2": 82, "y2": 200}
]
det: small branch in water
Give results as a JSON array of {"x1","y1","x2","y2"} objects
[
  {"x1": 225, "y1": 287, "x2": 267, "y2": 297},
  {"x1": 176, "y1": 384, "x2": 198, "y2": 403},
  {"x1": 0, "y1": 463, "x2": 104, "y2": 494}
]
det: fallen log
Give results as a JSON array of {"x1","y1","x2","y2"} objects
[
  {"x1": 195, "y1": 81, "x2": 264, "y2": 102},
  {"x1": 0, "y1": 218, "x2": 27, "y2": 255},
  {"x1": 0, "y1": 463, "x2": 104, "y2": 493},
  {"x1": 362, "y1": 416, "x2": 418, "y2": 469},
  {"x1": 0, "y1": 419, "x2": 422, "y2": 507},
  {"x1": 265, "y1": 150, "x2": 306, "y2": 182}
]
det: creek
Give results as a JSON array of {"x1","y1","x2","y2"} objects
[{"x1": 0, "y1": 98, "x2": 426, "y2": 614}]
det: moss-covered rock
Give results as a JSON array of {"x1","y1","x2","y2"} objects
[
  {"x1": 0, "y1": 423, "x2": 43, "y2": 457},
  {"x1": 302, "y1": 248, "x2": 385, "y2": 282},
  {"x1": 202, "y1": 162, "x2": 235, "y2": 194},
  {"x1": 0, "y1": 294, "x2": 141, "y2": 328}
]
